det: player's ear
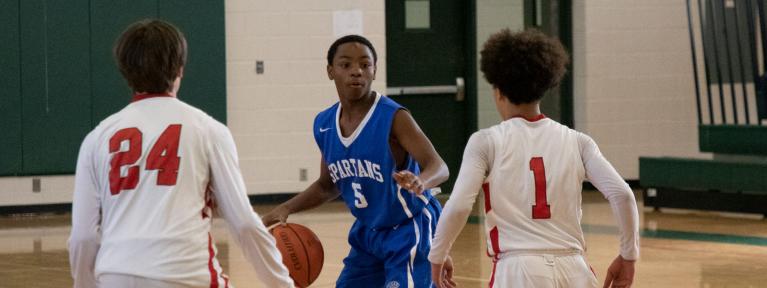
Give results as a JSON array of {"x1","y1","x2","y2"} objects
[
  {"x1": 493, "y1": 87, "x2": 507, "y2": 105},
  {"x1": 327, "y1": 64, "x2": 334, "y2": 80},
  {"x1": 178, "y1": 66, "x2": 184, "y2": 78},
  {"x1": 372, "y1": 63, "x2": 377, "y2": 80}
]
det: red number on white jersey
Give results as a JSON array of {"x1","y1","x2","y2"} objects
[
  {"x1": 146, "y1": 124, "x2": 182, "y2": 186},
  {"x1": 108, "y1": 125, "x2": 183, "y2": 195},
  {"x1": 529, "y1": 157, "x2": 551, "y2": 219},
  {"x1": 109, "y1": 128, "x2": 142, "y2": 195}
]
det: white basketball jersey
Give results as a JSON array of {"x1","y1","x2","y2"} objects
[
  {"x1": 429, "y1": 115, "x2": 639, "y2": 267},
  {"x1": 85, "y1": 96, "x2": 226, "y2": 286},
  {"x1": 482, "y1": 116, "x2": 586, "y2": 257},
  {"x1": 70, "y1": 95, "x2": 293, "y2": 288}
]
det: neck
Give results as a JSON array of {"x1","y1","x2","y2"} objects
[
  {"x1": 340, "y1": 91, "x2": 375, "y2": 115},
  {"x1": 135, "y1": 91, "x2": 176, "y2": 97},
  {"x1": 500, "y1": 101, "x2": 541, "y2": 120}
]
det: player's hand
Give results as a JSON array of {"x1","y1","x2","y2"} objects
[
  {"x1": 261, "y1": 205, "x2": 290, "y2": 228},
  {"x1": 393, "y1": 171, "x2": 425, "y2": 195},
  {"x1": 431, "y1": 256, "x2": 456, "y2": 288},
  {"x1": 603, "y1": 255, "x2": 635, "y2": 288}
]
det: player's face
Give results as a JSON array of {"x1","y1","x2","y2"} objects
[{"x1": 327, "y1": 42, "x2": 377, "y2": 101}]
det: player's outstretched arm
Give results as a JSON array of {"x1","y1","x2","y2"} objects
[
  {"x1": 208, "y1": 125, "x2": 294, "y2": 288},
  {"x1": 429, "y1": 131, "x2": 490, "y2": 286},
  {"x1": 69, "y1": 133, "x2": 101, "y2": 288},
  {"x1": 262, "y1": 158, "x2": 340, "y2": 227},
  {"x1": 390, "y1": 109, "x2": 449, "y2": 194}
]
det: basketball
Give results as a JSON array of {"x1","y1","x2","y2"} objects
[{"x1": 270, "y1": 223, "x2": 324, "y2": 287}]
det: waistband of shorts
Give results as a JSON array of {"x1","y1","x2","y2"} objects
[
  {"x1": 366, "y1": 197, "x2": 438, "y2": 231},
  {"x1": 493, "y1": 249, "x2": 583, "y2": 260}
]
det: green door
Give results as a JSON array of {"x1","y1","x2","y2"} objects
[{"x1": 386, "y1": 0, "x2": 475, "y2": 193}]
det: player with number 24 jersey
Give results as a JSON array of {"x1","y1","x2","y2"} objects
[{"x1": 69, "y1": 20, "x2": 293, "y2": 288}]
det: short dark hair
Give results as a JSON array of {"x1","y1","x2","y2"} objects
[
  {"x1": 326, "y1": 35, "x2": 378, "y2": 65},
  {"x1": 480, "y1": 29, "x2": 569, "y2": 104},
  {"x1": 114, "y1": 19, "x2": 187, "y2": 93}
]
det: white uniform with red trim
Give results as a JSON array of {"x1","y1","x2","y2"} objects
[
  {"x1": 428, "y1": 115, "x2": 639, "y2": 288},
  {"x1": 69, "y1": 95, "x2": 294, "y2": 288}
]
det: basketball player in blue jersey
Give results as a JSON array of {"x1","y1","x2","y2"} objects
[{"x1": 263, "y1": 35, "x2": 454, "y2": 288}]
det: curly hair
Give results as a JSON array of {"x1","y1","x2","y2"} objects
[{"x1": 480, "y1": 29, "x2": 569, "y2": 104}]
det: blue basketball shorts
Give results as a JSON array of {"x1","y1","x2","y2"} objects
[{"x1": 336, "y1": 198, "x2": 442, "y2": 288}]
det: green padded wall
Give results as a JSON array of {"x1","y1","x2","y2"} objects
[
  {"x1": 0, "y1": 0, "x2": 22, "y2": 175},
  {"x1": 89, "y1": 0, "x2": 156, "y2": 124},
  {"x1": 699, "y1": 125, "x2": 767, "y2": 156},
  {"x1": 0, "y1": 0, "x2": 226, "y2": 176},
  {"x1": 160, "y1": 0, "x2": 227, "y2": 124},
  {"x1": 20, "y1": 0, "x2": 92, "y2": 174}
]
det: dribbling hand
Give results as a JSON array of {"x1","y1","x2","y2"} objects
[
  {"x1": 261, "y1": 205, "x2": 290, "y2": 228},
  {"x1": 393, "y1": 171, "x2": 425, "y2": 195}
]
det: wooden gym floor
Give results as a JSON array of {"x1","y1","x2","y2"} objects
[{"x1": 1, "y1": 190, "x2": 766, "y2": 287}]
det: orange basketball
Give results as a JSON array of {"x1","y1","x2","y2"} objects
[{"x1": 270, "y1": 223, "x2": 324, "y2": 287}]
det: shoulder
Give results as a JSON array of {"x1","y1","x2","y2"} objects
[
  {"x1": 377, "y1": 94, "x2": 403, "y2": 110},
  {"x1": 172, "y1": 98, "x2": 218, "y2": 123},
  {"x1": 315, "y1": 102, "x2": 340, "y2": 123},
  {"x1": 77, "y1": 128, "x2": 103, "y2": 157},
  {"x1": 170, "y1": 99, "x2": 226, "y2": 136},
  {"x1": 482, "y1": 121, "x2": 512, "y2": 141},
  {"x1": 571, "y1": 130, "x2": 599, "y2": 157},
  {"x1": 466, "y1": 129, "x2": 490, "y2": 149},
  {"x1": 571, "y1": 129, "x2": 595, "y2": 145},
  {"x1": 467, "y1": 129, "x2": 493, "y2": 153}
]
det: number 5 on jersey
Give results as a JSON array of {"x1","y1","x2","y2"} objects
[
  {"x1": 109, "y1": 124, "x2": 182, "y2": 195},
  {"x1": 352, "y1": 182, "x2": 368, "y2": 208}
]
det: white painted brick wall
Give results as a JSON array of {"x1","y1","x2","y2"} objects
[
  {"x1": 573, "y1": 0, "x2": 710, "y2": 179},
  {"x1": 225, "y1": 0, "x2": 386, "y2": 194}
]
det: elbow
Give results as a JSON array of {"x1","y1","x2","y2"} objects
[
  {"x1": 620, "y1": 189, "x2": 638, "y2": 205},
  {"x1": 233, "y1": 220, "x2": 265, "y2": 239},
  {"x1": 69, "y1": 231, "x2": 100, "y2": 251},
  {"x1": 437, "y1": 160, "x2": 450, "y2": 184}
]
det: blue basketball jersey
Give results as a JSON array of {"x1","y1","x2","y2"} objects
[{"x1": 313, "y1": 93, "x2": 433, "y2": 229}]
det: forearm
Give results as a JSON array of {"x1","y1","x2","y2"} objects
[
  {"x1": 607, "y1": 190, "x2": 640, "y2": 260},
  {"x1": 418, "y1": 159, "x2": 449, "y2": 191},
  {"x1": 68, "y1": 232, "x2": 100, "y2": 288},
  {"x1": 281, "y1": 181, "x2": 339, "y2": 214},
  {"x1": 70, "y1": 139, "x2": 101, "y2": 288},
  {"x1": 428, "y1": 203, "x2": 472, "y2": 264},
  {"x1": 230, "y1": 220, "x2": 294, "y2": 287}
]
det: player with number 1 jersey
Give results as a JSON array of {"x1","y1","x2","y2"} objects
[{"x1": 429, "y1": 29, "x2": 639, "y2": 288}]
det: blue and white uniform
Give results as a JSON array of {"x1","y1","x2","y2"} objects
[{"x1": 313, "y1": 92, "x2": 441, "y2": 288}]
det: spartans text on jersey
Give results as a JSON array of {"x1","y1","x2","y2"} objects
[{"x1": 327, "y1": 158, "x2": 383, "y2": 183}]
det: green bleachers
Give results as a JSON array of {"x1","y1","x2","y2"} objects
[{"x1": 640, "y1": 125, "x2": 767, "y2": 216}]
